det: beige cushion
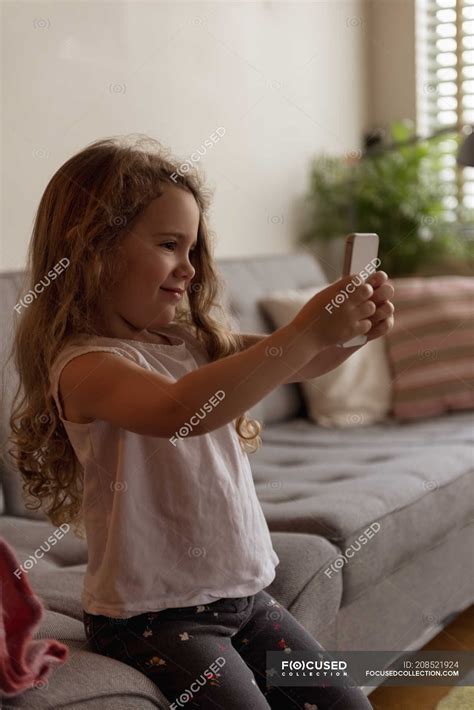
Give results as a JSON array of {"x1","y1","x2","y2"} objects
[{"x1": 258, "y1": 286, "x2": 392, "y2": 427}]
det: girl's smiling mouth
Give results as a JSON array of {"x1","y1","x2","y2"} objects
[{"x1": 160, "y1": 287, "x2": 184, "y2": 299}]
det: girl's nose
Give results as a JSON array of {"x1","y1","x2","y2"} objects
[{"x1": 175, "y1": 258, "x2": 195, "y2": 280}]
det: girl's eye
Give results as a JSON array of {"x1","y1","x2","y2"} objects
[{"x1": 161, "y1": 241, "x2": 197, "y2": 255}]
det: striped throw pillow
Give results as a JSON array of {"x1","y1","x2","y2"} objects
[{"x1": 385, "y1": 276, "x2": 474, "y2": 420}]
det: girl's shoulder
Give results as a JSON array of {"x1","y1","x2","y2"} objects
[{"x1": 49, "y1": 335, "x2": 144, "y2": 381}]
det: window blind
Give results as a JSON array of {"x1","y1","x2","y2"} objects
[{"x1": 416, "y1": 0, "x2": 474, "y2": 231}]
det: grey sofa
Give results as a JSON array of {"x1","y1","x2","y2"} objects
[{"x1": 1, "y1": 251, "x2": 473, "y2": 709}]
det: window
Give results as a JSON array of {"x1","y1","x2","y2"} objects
[{"x1": 416, "y1": 0, "x2": 474, "y2": 232}]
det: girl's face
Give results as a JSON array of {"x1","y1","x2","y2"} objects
[{"x1": 99, "y1": 183, "x2": 199, "y2": 339}]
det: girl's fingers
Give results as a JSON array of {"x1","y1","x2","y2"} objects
[
  {"x1": 366, "y1": 316, "x2": 394, "y2": 341},
  {"x1": 342, "y1": 274, "x2": 373, "y2": 302},
  {"x1": 358, "y1": 300, "x2": 377, "y2": 318},
  {"x1": 370, "y1": 282, "x2": 394, "y2": 304},
  {"x1": 350, "y1": 281, "x2": 374, "y2": 305},
  {"x1": 370, "y1": 301, "x2": 395, "y2": 324},
  {"x1": 377, "y1": 316, "x2": 394, "y2": 334},
  {"x1": 366, "y1": 271, "x2": 388, "y2": 289}
]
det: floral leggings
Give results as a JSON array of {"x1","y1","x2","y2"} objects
[{"x1": 83, "y1": 589, "x2": 373, "y2": 710}]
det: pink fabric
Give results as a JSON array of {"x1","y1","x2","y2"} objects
[
  {"x1": 0, "y1": 536, "x2": 68, "y2": 697},
  {"x1": 385, "y1": 276, "x2": 474, "y2": 420}
]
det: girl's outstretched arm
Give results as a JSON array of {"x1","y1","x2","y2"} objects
[{"x1": 58, "y1": 322, "x2": 321, "y2": 439}]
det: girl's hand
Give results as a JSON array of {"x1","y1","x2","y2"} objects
[
  {"x1": 364, "y1": 271, "x2": 395, "y2": 342},
  {"x1": 291, "y1": 274, "x2": 377, "y2": 351},
  {"x1": 304, "y1": 272, "x2": 395, "y2": 376}
]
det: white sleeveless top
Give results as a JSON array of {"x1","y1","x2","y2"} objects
[{"x1": 48, "y1": 322, "x2": 279, "y2": 618}]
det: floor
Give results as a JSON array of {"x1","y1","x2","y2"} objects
[{"x1": 368, "y1": 604, "x2": 474, "y2": 710}]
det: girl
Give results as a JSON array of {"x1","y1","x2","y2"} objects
[{"x1": 8, "y1": 134, "x2": 394, "y2": 709}]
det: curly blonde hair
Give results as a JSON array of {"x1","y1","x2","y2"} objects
[{"x1": 5, "y1": 134, "x2": 262, "y2": 539}]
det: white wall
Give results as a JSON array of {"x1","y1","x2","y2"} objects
[
  {"x1": 1, "y1": 0, "x2": 376, "y2": 272},
  {"x1": 367, "y1": 0, "x2": 416, "y2": 128}
]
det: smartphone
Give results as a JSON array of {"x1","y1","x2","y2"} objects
[{"x1": 340, "y1": 233, "x2": 380, "y2": 348}]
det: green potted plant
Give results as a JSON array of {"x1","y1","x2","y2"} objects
[{"x1": 300, "y1": 119, "x2": 473, "y2": 277}]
